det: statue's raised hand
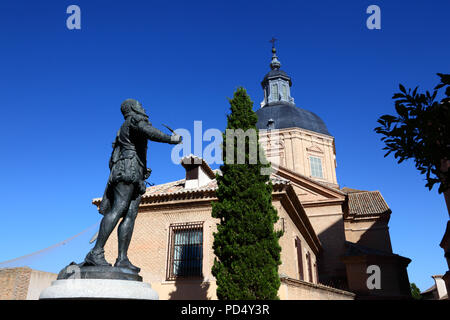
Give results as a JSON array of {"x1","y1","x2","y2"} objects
[{"x1": 170, "y1": 133, "x2": 182, "y2": 144}]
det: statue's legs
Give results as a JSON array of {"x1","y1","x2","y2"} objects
[
  {"x1": 115, "y1": 191, "x2": 142, "y2": 272},
  {"x1": 85, "y1": 182, "x2": 134, "y2": 266}
]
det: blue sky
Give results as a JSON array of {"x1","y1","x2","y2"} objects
[{"x1": 0, "y1": 0, "x2": 449, "y2": 292}]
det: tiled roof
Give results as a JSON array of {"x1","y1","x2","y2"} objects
[
  {"x1": 91, "y1": 172, "x2": 291, "y2": 204},
  {"x1": 92, "y1": 154, "x2": 292, "y2": 204},
  {"x1": 421, "y1": 284, "x2": 436, "y2": 295},
  {"x1": 141, "y1": 173, "x2": 290, "y2": 199},
  {"x1": 346, "y1": 190, "x2": 391, "y2": 218},
  {"x1": 142, "y1": 179, "x2": 217, "y2": 198},
  {"x1": 340, "y1": 187, "x2": 366, "y2": 194}
]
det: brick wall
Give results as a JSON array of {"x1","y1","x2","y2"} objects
[
  {"x1": 344, "y1": 219, "x2": 393, "y2": 253},
  {"x1": 104, "y1": 197, "x2": 320, "y2": 300},
  {"x1": 0, "y1": 267, "x2": 32, "y2": 300},
  {"x1": 303, "y1": 204, "x2": 347, "y2": 284},
  {"x1": 279, "y1": 277, "x2": 355, "y2": 300},
  {"x1": 104, "y1": 203, "x2": 218, "y2": 299},
  {"x1": 274, "y1": 201, "x2": 318, "y2": 283}
]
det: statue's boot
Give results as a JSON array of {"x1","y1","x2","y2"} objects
[
  {"x1": 114, "y1": 257, "x2": 141, "y2": 273},
  {"x1": 84, "y1": 248, "x2": 111, "y2": 267}
]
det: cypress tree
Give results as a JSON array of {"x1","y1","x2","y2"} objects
[{"x1": 212, "y1": 87, "x2": 282, "y2": 300}]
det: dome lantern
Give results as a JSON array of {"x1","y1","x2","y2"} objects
[
  {"x1": 256, "y1": 42, "x2": 331, "y2": 136},
  {"x1": 260, "y1": 43, "x2": 294, "y2": 108}
]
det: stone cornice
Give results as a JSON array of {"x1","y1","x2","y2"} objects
[
  {"x1": 344, "y1": 213, "x2": 391, "y2": 223},
  {"x1": 260, "y1": 127, "x2": 335, "y2": 141},
  {"x1": 302, "y1": 199, "x2": 345, "y2": 208},
  {"x1": 275, "y1": 166, "x2": 346, "y2": 201},
  {"x1": 341, "y1": 253, "x2": 411, "y2": 266}
]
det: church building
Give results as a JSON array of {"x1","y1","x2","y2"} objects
[{"x1": 100, "y1": 46, "x2": 412, "y2": 300}]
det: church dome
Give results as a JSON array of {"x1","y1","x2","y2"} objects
[
  {"x1": 255, "y1": 103, "x2": 331, "y2": 136},
  {"x1": 256, "y1": 42, "x2": 331, "y2": 136}
]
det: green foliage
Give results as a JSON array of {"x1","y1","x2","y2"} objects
[
  {"x1": 410, "y1": 283, "x2": 422, "y2": 300},
  {"x1": 375, "y1": 73, "x2": 450, "y2": 193},
  {"x1": 211, "y1": 87, "x2": 282, "y2": 300}
]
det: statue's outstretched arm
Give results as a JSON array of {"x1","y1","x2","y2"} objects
[{"x1": 137, "y1": 120, "x2": 180, "y2": 144}]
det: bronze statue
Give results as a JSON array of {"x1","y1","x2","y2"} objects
[{"x1": 84, "y1": 99, "x2": 182, "y2": 272}]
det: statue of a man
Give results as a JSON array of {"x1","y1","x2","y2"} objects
[{"x1": 84, "y1": 99, "x2": 182, "y2": 272}]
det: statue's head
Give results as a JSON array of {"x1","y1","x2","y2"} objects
[{"x1": 120, "y1": 99, "x2": 148, "y2": 119}]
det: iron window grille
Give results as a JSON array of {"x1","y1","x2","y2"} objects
[{"x1": 166, "y1": 221, "x2": 204, "y2": 280}]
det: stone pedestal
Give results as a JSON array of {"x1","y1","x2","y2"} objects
[
  {"x1": 39, "y1": 279, "x2": 158, "y2": 300},
  {"x1": 39, "y1": 263, "x2": 158, "y2": 300}
]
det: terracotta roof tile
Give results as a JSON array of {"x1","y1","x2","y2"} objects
[
  {"x1": 143, "y1": 179, "x2": 217, "y2": 197},
  {"x1": 141, "y1": 173, "x2": 289, "y2": 198},
  {"x1": 347, "y1": 190, "x2": 390, "y2": 217},
  {"x1": 341, "y1": 187, "x2": 366, "y2": 194},
  {"x1": 92, "y1": 172, "x2": 289, "y2": 204}
]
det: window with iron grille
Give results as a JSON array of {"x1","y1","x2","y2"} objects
[{"x1": 166, "y1": 222, "x2": 204, "y2": 280}]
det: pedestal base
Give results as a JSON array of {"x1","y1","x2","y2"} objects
[
  {"x1": 39, "y1": 279, "x2": 159, "y2": 300},
  {"x1": 57, "y1": 263, "x2": 142, "y2": 281}
]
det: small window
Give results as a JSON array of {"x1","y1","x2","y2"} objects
[
  {"x1": 271, "y1": 83, "x2": 278, "y2": 101},
  {"x1": 306, "y1": 252, "x2": 313, "y2": 283},
  {"x1": 295, "y1": 237, "x2": 304, "y2": 280},
  {"x1": 309, "y1": 156, "x2": 323, "y2": 178},
  {"x1": 167, "y1": 222, "x2": 203, "y2": 280},
  {"x1": 282, "y1": 84, "x2": 287, "y2": 100},
  {"x1": 314, "y1": 262, "x2": 318, "y2": 284}
]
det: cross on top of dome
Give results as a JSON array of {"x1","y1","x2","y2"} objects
[{"x1": 269, "y1": 37, "x2": 281, "y2": 70}]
